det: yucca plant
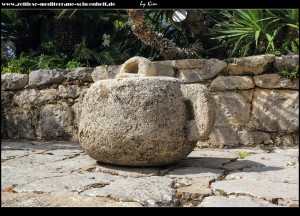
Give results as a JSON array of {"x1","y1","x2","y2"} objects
[
  {"x1": 266, "y1": 9, "x2": 299, "y2": 54},
  {"x1": 210, "y1": 9, "x2": 299, "y2": 57}
]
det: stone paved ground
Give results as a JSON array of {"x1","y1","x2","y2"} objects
[{"x1": 1, "y1": 141, "x2": 298, "y2": 207}]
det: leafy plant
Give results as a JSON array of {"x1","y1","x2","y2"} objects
[
  {"x1": 235, "y1": 84, "x2": 243, "y2": 91},
  {"x1": 280, "y1": 65, "x2": 299, "y2": 79},
  {"x1": 210, "y1": 9, "x2": 299, "y2": 57},
  {"x1": 66, "y1": 60, "x2": 82, "y2": 68},
  {"x1": 237, "y1": 151, "x2": 249, "y2": 159},
  {"x1": 1, "y1": 53, "x2": 37, "y2": 74}
]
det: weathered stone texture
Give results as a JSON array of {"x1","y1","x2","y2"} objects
[
  {"x1": 1, "y1": 141, "x2": 298, "y2": 207},
  {"x1": 273, "y1": 54, "x2": 299, "y2": 71},
  {"x1": 91, "y1": 65, "x2": 121, "y2": 81},
  {"x1": 280, "y1": 135, "x2": 295, "y2": 147},
  {"x1": 177, "y1": 178, "x2": 212, "y2": 202},
  {"x1": 79, "y1": 77, "x2": 215, "y2": 166},
  {"x1": 1, "y1": 73, "x2": 29, "y2": 90},
  {"x1": 199, "y1": 196, "x2": 278, "y2": 207},
  {"x1": 82, "y1": 177, "x2": 178, "y2": 207},
  {"x1": 37, "y1": 102, "x2": 76, "y2": 140},
  {"x1": 58, "y1": 85, "x2": 81, "y2": 98},
  {"x1": 210, "y1": 76, "x2": 254, "y2": 91},
  {"x1": 152, "y1": 62, "x2": 175, "y2": 77},
  {"x1": 212, "y1": 179, "x2": 299, "y2": 202},
  {"x1": 254, "y1": 74, "x2": 298, "y2": 89},
  {"x1": 157, "y1": 59, "x2": 204, "y2": 68},
  {"x1": 229, "y1": 54, "x2": 275, "y2": 75},
  {"x1": 28, "y1": 69, "x2": 65, "y2": 87},
  {"x1": 179, "y1": 59, "x2": 227, "y2": 83},
  {"x1": 237, "y1": 131, "x2": 272, "y2": 146},
  {"x1": 209, "y1": 127, "x2": 239, "y2": 147},
  {"x1": 5, "y1": 106, "x2": 38, "y2": 140},
  {"x1": 1, "y1": 55, "x2": 299, "y2": 147},
  {"x1": 213, "y1": 91, "x2": 253, "y2": 128},
  {"x1": 12, "y1": 88, "x2": 58, "y2": 106},
  {"x1": 252, "y1": 89, "x2": 299, "y2": 132},
  {"x1": 64, "y1": 67, "x2": 93, "y2": 81}
]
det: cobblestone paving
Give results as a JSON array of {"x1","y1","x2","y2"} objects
[{"x1": 1, "y1": 141, "x2": 298, "y2": 207}]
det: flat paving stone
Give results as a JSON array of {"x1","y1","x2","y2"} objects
[
  {"x1": 15, "y1": 172, "x2": 121, "y2": 193},
  {"x1": 1, "y1": 150, "x2": 32, "y2": 161},
  {"x1": 42, "y1": 154, "x2": 96, "y2": 172},
  {"x1": 212, "y1": 179, "x2": 299, "y2": 202},
  {"x1": 3, "y1": 152, "x2": 73, "y2": 168},
  {"x1": 1, "y1": 141, "x2": 81, "y2": 150},
  {"x1": 1, "y1": 192, "x2": 143, "y2": 207},
  {"x1": 177, "y1": 178, "x2": 212, "y2": 203},
  {"x1": 198, "y1": 196, "x2": 278, "y2": 207},
  {"x1": 188, "y1": 149, "x2": 239, "y2": 158},
  {"x1": 226, "y1": 166, "x2": 299, "y2": 184},
  {"x1": 272, "y1": 148, "x2": 299, "y2": 157},
  {"x1": 166, "y1": 167, "x2": 222, "y2": 180},
  {"x1": 244, "y1": 152, "x2": 298, "y2": 167},
  {"x1": 1, "y1": 166, "x2": 62, "y2": 190},
  {"x1": 82, "y1": 176, "x2": 178, "y2": 207},
  {"x1": 1, "y1": 141, "x2": 298, "y2": 207}
]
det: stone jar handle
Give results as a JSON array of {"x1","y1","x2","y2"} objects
[
  {"x1": 116, "y1": 56, "x2": 157, "y2": 78},
  {"x1": 181, "y1": 84, "x2": 216, "y2": 142}
]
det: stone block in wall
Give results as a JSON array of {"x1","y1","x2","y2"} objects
[
  {"x1": 91, "y1": 65, "x2": 122, "y2": 82},
  {"x1": 174, "y1": 59, "x2": 204, "y2": 68},
  {"x1": 273, "y1": 54, "x2": 299, "y2": 71},
  {"x1": 254, "y1": 132, "x2": 273, "y2": 145},
  {"x1": 1, "y1": 91, "x2": 14, "y2": 107},
  {"x1": 152, "y1": 62, "x2": 175, "y2": 77},
  {"x1": 210, "y1": 76, "x2": 254, "y2": 91},
  {"x1": 1, "y1": 91, "x2": 15, "y2": 138},
  {"x1": 64, "y1": 67, "x2": 94, "y2": 82},
  {"x1": 179, "y1": 59, "x2": 227, "y2": 83},
  {"x1": 5, "y1": 105, "x2": 38, "y2": 139},
  {"x1": 237, "y1": 130, "x2": 272, "y2": 146},
  {"x1": 1, "y1": 108, "x2": 6, "y2": 138},
  {"x1": 293, "y1": 134, "x2": 299, "y2": 145},
  {"x1": 28, "y1": 69, "x2": 65, "y2": 87},
  {"x1": 37, "y1": 102, "x2": 76, "y2": 140},
  {"x1": 58, "y1": 85, "x2": 81, "y2": 99},
  {"x1": 254, "y1": 74, "x2": 298, "y2": 89},
  {"x1": 280, "y1": 135, "x2": 294, "y2": 147},
  {"x1": 154, "y1": 59, "x2": 204, "y2": 68},
  {"x1": 71, "y1": 103, "x2": 78, "y2": 125},
  {"x1": 252, "y1": 89, "x2": 299, "y2": 133},
  {"x1": 179, "y1": 68, "x2": 204, "y2": 83},
  {"x1": 12, "y1": 89, "x2": 58, "y2": 106},
  {"x1": 228, "y1": 54, "x2": 275, "y2": 75},
  {"x1": 213, "y1": 90, "x2": 253, "y2": 129},
  {"x1": 209, "y1": 127, "x2": 239, "y2": 147},
  {"x1": 1, "y1": 73, "x2": 29, "y2": 90}
]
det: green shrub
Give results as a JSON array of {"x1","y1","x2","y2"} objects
[
  {"x1": 280, "y1": 65, "x2": 299, "y2": 79},
  {"x1": 1, "y1": 53, "x2": 37, "y2": 74},
  {"x1": 66, "y1": 60, "x2": 82, "y2": 68},
  {"x1": 237, "y1": 151, "x2": 249, "y2": 159},
  {"x1": 210, "y1": 9, "x2": 299, "y2": 57}
]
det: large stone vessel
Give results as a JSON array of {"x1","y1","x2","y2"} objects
[{"x1": 78, "y1": 57, "x2": 215, "y2": 166}]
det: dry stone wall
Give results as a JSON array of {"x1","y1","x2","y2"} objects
[{"x1": 1, "y1": 54, "x2": 299, "y2": 147}]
